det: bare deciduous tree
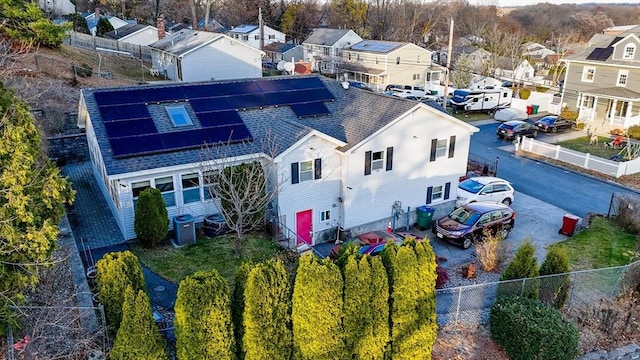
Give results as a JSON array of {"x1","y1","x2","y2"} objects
[{"x1": 200, "y1": 134, "x2": 286, "y2": 256}]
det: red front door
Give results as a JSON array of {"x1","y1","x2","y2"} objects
[{"x1": 296, "y1": 209, "x2": 313, "y2": 245}]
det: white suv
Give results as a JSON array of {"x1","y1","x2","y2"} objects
[{"x1": 456, "y1": 177, "x2": 515, "y2": 208}]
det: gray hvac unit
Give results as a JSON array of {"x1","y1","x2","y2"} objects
[{"x1": 174, "y1": 214, "x2": 196, "y2": 246}]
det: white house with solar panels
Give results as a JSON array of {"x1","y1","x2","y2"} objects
[
  {"x1": 303, "y1": 28, "x2": 363, "y2": 75},
  {"x1": 77, "y1": 75, "x2": 478, "y2": 246},
  {"x1": 227, "y1": 24, "x2": 285, "y2": 50},
  {"x1": 340, "y1": 40, "x2": 436, "y2": 92},
  {"x1": 148, "y1": 29, "x2": 264, "y2": 82}
]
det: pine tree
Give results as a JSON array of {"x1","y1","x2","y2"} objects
[
  {"x1": 343, "y1": 255, "x2": 389, "y2": 359},
  {"x1": 0, "y1": 1, "x2": 69, "y2": 47},
  {"x1": 96, "y1": 16, "x2": 115, "y2": 36},
  {"x1": 110, "y1": 287, "x2": 168, "y2": 359},
  {"x1": 412, "y1": 240, "x2": 438, "y2": 356},
  {"x1": 0, "y1": 82, "x2": 74, "y2": 331},
  {"x1": 243, "y1": 259, "x2": 292, "y2": 360},
  {"x1": 175, "y1": 269, "x2": 235, "y2": 360},
  {"x1": 539, "y1": 246, "x2": 570, "y2": 308},
  {"x1": 134, "y1": 188, "x2": 169, "y2": 247},
  {"x1": 292, "y1": 254, "x2": 344, "y2": 360},
  {"x1": 95, "y1": 251, "x2": 146, "y2": 336},
  {"x1": 499, "y1": 240, "x2": 539, "y2": 299}
]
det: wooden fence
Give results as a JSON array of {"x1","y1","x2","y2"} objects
[{"x1": 64, "y1": 32, "x2": 152, "y2": 62}]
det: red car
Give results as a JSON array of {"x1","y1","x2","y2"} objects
[{"x1": 329, "y1": 230, "x2": 402, "y2": 259}]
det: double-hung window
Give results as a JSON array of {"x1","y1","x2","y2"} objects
[
  {"x1": 581, "y1": 66, "x2": 595, "y2": 82},
  {"x1": 155, "y1": 176, "x2": 176, "y2": 207},
  {"x1": 291, "y1": 159, "x2": 322, "y2": 184},
  {"x1": 203, "y1": 170, "x2": 219, "y2": 200},
  {"x1": 624, "y1": 44, "x2": 635, "y2": 60},
  {"x1": 131, "y1": 180, "x2": 151, "y2": 207},
  {"x1": 364, "y1": 147, "x2": 393, "y2": 175},
  {"x1": 182, "y1": 173, "x2": 200, "y2": 203},
  {"x1": 617, "y1": 70, "x2": 629, "y2": 86},
  {"x1": 430, "y1": 136, "x2": 456, "y2": 161},
  {"x1": 426, "y1": 182, "x2": 451, "y2": 204}
]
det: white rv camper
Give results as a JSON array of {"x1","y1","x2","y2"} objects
[{"x1": 450, "y1": 87, "x2": 513, "y2": 114}]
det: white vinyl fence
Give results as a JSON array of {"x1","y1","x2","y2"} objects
[{"x1": 517, "y1": 136, "x2": 640, "y2": 177}]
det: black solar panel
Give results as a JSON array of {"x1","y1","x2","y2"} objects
[
  {"x1": 204, "y1": 124, "x2": 253, "y2": 144},
  {"x1": 198, "y1": 111, "x2": 243, "y2": 128},
  {"x1": 189, "y1": 97, "x2": 234, "y2": 112},
  {"x1": 290, "y1": 102, "x2": 330, "y2": 117},
  {"x1": 103, "y1": 118, "x2": 157, "y2": 138},
  {"x1": 608, "y1": 36, "x2": 623, "y2": 48},
  {"x1": 101, "y1": 104, "x2": 151, "y2": 122},
  {"x1": 142, "y1": 87, "x2": 186, "y2": 103},
  {"x1": 296, "y1": 88, "x2": 335, "y2": 102},
  {"x1": 256, "y1": 79, "x2": 293, "y2": 92},
  {"x1": 160, "y1": 130, "x2": 210, "y2": 150},
  {"x1": 263, "y1": 91, "x2": 295, "y2": 106},
  {"x1": 586, "y1": 47, "x2": 613, "y2": 61},
  {"x1": 290, "y1": 77, "x2": 325, "y2": 90},
  {"x1": 183, "y1": 84, "x2": 221, "y2": 99},
  {"x1": 228, "y1": 93, "x2": 269, "y2": 109},
  {"x1": 110, "y1": 134, "x2": 164, "y2": 157},
  {"x1": 94, "y1": 90, "x2": 141, "y2": 107}
]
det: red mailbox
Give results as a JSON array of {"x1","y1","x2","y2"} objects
[{"x1": 559, "y1": 214, "x2": 580, "y2": 236}]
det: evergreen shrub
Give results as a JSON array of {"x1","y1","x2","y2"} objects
[
  {"x1": 539, "y1": 246, "x2": 570, "y2": 309},
  {"x1": 498, "y1": 241, "x2": 539, "y2": 299},
  {"x1": 490, "y1": 296, "x2": 579, "y2": 360},
  {"x1": 134, "y1": 188, "x2": 169, "y2": 247}
]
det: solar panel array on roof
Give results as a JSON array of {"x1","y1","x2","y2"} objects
[
  {"x1": 350, "y1": 40, "x2": 401, "y2": 53},
  {"x1": 93, "y1": 77, "x2": 335, "y2": 158},
  {"x1": 608, "y1": 36, "x2": 623, "y2": 48},
  {"x1": 586, "y1": 47, "x2": 613, "y2": 61}
]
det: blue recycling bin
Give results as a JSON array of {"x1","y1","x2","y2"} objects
[{"x1": 416, "y1": 206, "x2": 435, "y2": 230}]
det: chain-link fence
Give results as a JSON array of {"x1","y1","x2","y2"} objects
[
  {"x1": 436, "y1": 261, "x2": 639, "y2": 326},
  {"x1": 6, "y1": 305, "x2": 108, "y2": 360}
]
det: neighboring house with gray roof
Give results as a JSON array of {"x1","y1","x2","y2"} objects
[
  {"x1": 77, "y1": 75, "x2": 478, "y2": 245},
  {"x1": 148, "y1": 29, "x2": 264, "y2": 82},
  {"x1": 341, "y1": 40, "x2": 434, "y2": 92},
  {"x1": 104, "y1": 23, "x2": 167, "y2": 46},
  {"x1": 303, "y1": 28, "x2": 363, "y2": 74},
  {"x1": 452, "y1": 46, "x2": 491, "y2": 74},
  {"x1": 560, "y1": 25, "x2": 640, "y2": 131},
  {"x1": 263, "y1": 42, "x2": 303, "y2": 63},
  {"x1": 227, "y1": 24, "x2": 285, "y2": 50}
]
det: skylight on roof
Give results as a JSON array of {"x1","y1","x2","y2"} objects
[{"x1": 165, "y1": 105, "x2": 193, "y2": 127}]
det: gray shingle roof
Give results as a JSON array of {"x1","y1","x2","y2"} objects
[
  {"x1": 82, "y1": 75, "x2": 419, "y2": 176},
  {"x1": 564, "y1": 25, "x2": 640, "y2": 64},
  {"x1": 104, "y1": 24, "x2": 149, "y2": 40},
  {"x1": 148, "y1": 29, "x2": 223, "y2": 56},
  {"x1": 303, "y1": 28, "x2": 359, "y2": 46}
]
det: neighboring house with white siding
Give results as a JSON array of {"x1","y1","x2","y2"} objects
[
  {"x1": 84, "y1": 11, "x2": 130, "y2": 37},
  {"x1": 148, "y1": 29, "x2": 264, "y2": 82},
  {"x1": 560, "y1": 25, "x2": 640, "y2": 132},
  {"x1": 77, "y1": 75, "x2": 478, "y2": 245},
  {"x1": 303, "y1": 28, "x2": 363, "y2": 75},
  {"x1": 104, "y1": 23, "x2": 167, "y2": 46},
  {"x1": 227, "y1": 24, "x2": 285, "y2": 50}
]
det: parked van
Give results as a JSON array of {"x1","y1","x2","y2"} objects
[{"x1": 450, "y1": 87, "x2": 513, "y2": 114}]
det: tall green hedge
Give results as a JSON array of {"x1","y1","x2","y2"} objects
[
  {"x1": 539, "y1": 246, "x2": 571, "y2": 309},
  {"x1": 498, "y1": 241, "x2": 539, "y2": 299},
  {"x1": 490, "y1": 296, "x2": 579, "y2": 360},
  {"x1": 243, "y1": 259, "x2": 292, "y2": 360},
  {"x1": 109, "y1": 286, "x2": 168, "y2": 360},
  {"x1": 134, "y1": 188, "x2": 169, "y2": 247},
  {"x1": 232, "y1": 262, "x2": 251, "y2": 359},
  {"x1": 292, "y1": 254, "x2": 344, "y2": 360},
  {"x1": 175, "y1": 270, "x2": 236, "y2": 360},
  {"x1": 95, "y1": 251, "x2": 146, "y2": 336},
  {"x1": 381, "y1": 241, "x2": 437, "y2": 360},
  {"x1": 343, "y1": 255, "x2": 389, "y2": 359}
]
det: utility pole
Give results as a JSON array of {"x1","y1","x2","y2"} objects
[
  {"x1": 444, "y1": 18, "x2": 454, "y2": 97},
  {"x1": 259, "y1": 7, "x2": 264, "y2": 51}
]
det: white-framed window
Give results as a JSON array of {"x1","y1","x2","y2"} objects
[
  {"x1": 413, "y1": 73, "x2": 421, "y2": 80},
  {"x1": 131, "y1": 180, "x2": 151, "y2": 207},
  {"x1": 242, "y1": 35, "x2": 249, "y2": 41},
  {"x1": 203, "y1": 170, "x2": 219, "y2": 200},
  {"x1": 431, "y1": 185, "x2": 443, "y2": 201},
  {"x1": 268, "y1": 34, "x2": 275, "y2": 39},
  {"x1": 623, "y1": 44, "x2": 635, "y2": 59},
  {"x1": 581, "y1": 66, "x2": 595, "y2": 82},
  {"x1": 181, "y1": 173, "x2": 200, "y2": 203},
  {"x1": 580, "y1": 95, "x2": 595, "y2": 108},
  {"x1": 299, "y1": 160, "x2": 314, "y2": 182},
  {"x1": 371, "y1": 151, "x2": 384, "y2": 171},
  {"x1": 254, "y1": 35, "x2": 259, "y2": 40},
  {"x1": 155, "y1": 176, "x2": 176, "y2": 207},
  {"x1": 435, "y1": 139, "x2": 447, "y2": 158},
  {"x1": 323, "y1": 47, "x2": 330, "y2": 56},
  {"x1": 617, "y1": 70, "x2": 629, "y2": 86},
  {"x1": 320, "y1": 210, "x2": 331, "y2": 222}
]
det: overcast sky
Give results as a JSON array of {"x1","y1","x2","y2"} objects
[{"x1": 468, "y1": 0, "x2": 633, "y2": 6}]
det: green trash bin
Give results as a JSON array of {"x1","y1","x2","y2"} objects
[
  {"x1": 416, "y1": 205, "x2": 435, "y2": 230},
  {"x1": 532, "y1": 104, "x2": 540, "y2": 114}
]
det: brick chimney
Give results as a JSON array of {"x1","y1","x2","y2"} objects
[{"x1": 157, "y1": 17, "x2": 166, "y2": 40}]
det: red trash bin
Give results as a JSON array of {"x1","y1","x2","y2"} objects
[
  {"x1": 526, "y1": 105, "x2": 534, "y2": 115},
  {"x1": 559, "y1": 214, "x2": 580, "y2": 236}
]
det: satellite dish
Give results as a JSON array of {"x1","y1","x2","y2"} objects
[
  {"x1": 341, "y1": 81, "x2": 350, "y2": 89},
  {"x1": 276, "y1": 60, "x2": 286, "y2": 71},
  {"x1": 283, "y1": 62, "x2": 294, "y2": 73}
]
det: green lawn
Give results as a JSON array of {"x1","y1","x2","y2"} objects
[
  {"x1": 556, "y1": 136, "x2": 623, "y2": 159},
  {"x1": 548, "y1": 216, "x2": 637, "y2": 270},
  {"x1": 131, "y1": 234, "x2": 293, "y2": 286}
]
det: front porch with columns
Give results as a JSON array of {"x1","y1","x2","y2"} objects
[{"x1": 576, "y1": 87, "x2": 640, "y2": 134}]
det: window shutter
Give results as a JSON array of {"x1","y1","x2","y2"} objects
[
  {"x1": 426, "y1": 186, "x2": 433, "y2": 204},
  {"x1": 444, "y1": 182, "x2": 451, "y2": 200},
  {"x1": 386, "y1": 147, "x2": 393, "y2": 171},
  {"x1": 291, "y1": 163, "x2": 299, "y2": 184},
  {"x1": 364, "y1": 151, "x2": 372, "y2": 175},
  {"x1": 430, "y1": 139, "x2": 437, "y2": 162},
  {"x1": 314, "y1": 158, "x2": 322, "y2": 179},
  {"x1": 448, "y1": 135, "x2": 456, "y2": 158}
]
